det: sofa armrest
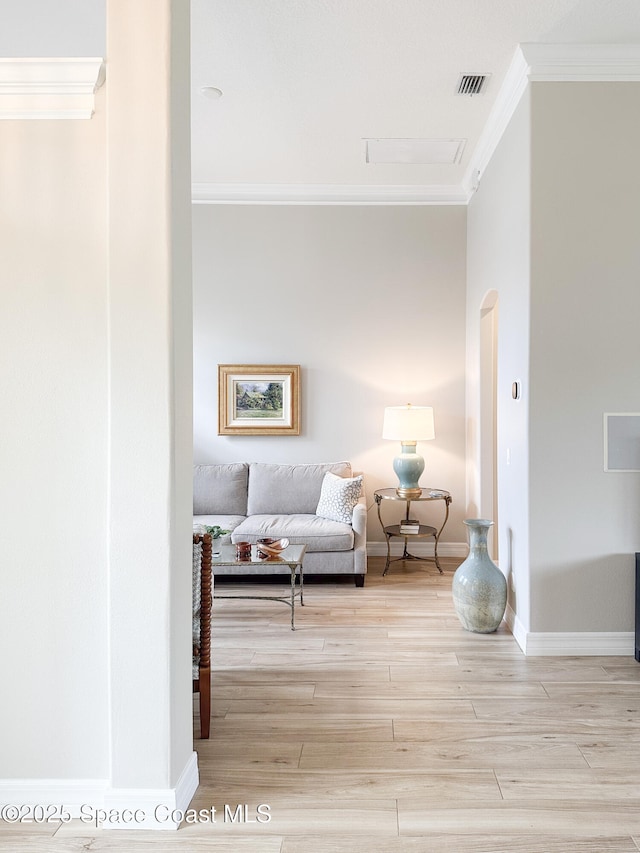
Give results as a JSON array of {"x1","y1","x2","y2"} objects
[
  {"x1": 352, "y1": 492, "x2": 368, "y2": 579},
  {"x1": 351, "y1": 473, "x2": 367, "y2": 544},
  {"x1": 352, "y1": 495, "x2": 367, "y2": 541}
]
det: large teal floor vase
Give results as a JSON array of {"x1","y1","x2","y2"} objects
[{"x1": 452, "y1": 519, "x2": 507, "y2": 634}]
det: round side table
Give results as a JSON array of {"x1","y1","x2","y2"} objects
[{"x1": 374, "y1": 488, "x2": 452, "y2": 575}]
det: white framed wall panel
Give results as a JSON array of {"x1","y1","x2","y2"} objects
[{"x1": 604, "y1": 413, "x2": 640, "y2": 472}]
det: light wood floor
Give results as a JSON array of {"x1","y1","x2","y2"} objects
[{"x1": 8, "y1": 556, "x2": 640, "y2": 851}]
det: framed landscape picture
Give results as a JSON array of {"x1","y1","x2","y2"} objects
[{"x1": 218, "y1": 364, "x2": 300, "y2": 435}]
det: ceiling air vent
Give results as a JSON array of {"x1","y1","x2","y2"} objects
[{"x1": 456, "y1": 73, "x2": 490, "y2": 96}]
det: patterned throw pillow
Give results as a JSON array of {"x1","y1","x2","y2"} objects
[{"x1": 315, "y1": 472, "x2": 363, "y2": 524}]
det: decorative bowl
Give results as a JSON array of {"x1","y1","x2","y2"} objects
[{"x1": 257, "y1": 537, "x2": 290, "y2": 558}]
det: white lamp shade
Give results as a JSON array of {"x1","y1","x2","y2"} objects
[{"x1": 382, "y1": 405, "x2": 435, "y2": 441}]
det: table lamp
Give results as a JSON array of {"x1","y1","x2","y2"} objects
[{"x1": 382, "y1": 404, "x2": 435, "y2": 499}]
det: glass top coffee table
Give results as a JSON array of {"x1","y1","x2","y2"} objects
[{"x1": 212, "y1": 543, "x2": 306, "y2": 630}]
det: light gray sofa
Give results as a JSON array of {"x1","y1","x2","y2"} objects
[{"x1": 193, "y1": 461, "x2": 367, "y2": 586}]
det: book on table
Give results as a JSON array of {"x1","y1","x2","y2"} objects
[{"x1": 399, "y1": 519, "x2": 420, "y2": 533}]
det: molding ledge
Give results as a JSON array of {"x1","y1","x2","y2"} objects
[
  {"x1": 522, "y1": 43, "x2": 640, "y2": 82},
  {"x1": 0, "y1": 58, "x2": 105, "y2": 119},
  {"x1": 192, "y1": 182, "x2": 470, "y2": 206},
  {"x1": 463, "y1": 42, "x2": 640, "y2": 194}
]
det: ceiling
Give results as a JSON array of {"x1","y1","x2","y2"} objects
[{"x1": 190, "y1": 0, "x2": 640, "y2": 202}]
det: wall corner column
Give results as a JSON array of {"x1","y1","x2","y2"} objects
[{"x1": 106, "y1": 0, "x2": 195, "y2": 827}]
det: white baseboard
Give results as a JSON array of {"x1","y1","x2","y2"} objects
[
  {"x1": 103, "y1": 751, "x2": 199, "y2": 830},
  {"x1": 503, "y1": 604, "x2": 527, "y2": 654},
  {"x1": 503, "y1": 605, "x2": 634, "y2": 656},
  {"x1": 0, "y1": 751, "x2": 199, "y2": 831},
  {"x1": 524, "y1": 631, "x2": 635, "y2": 657},
  {"x1": 0, "y1": 778, "x2": 108, "y2": 816},
  {"x1": 175, "y1": 751, "x2": 200, "y2": 812},
  {"x1": 367, "y1": 540, "x2": 467, "y2": 558}
]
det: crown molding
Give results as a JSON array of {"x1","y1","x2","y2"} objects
[
  {"x1": 197, "y1": 45, "x2": 640, "y2": 206},
  {"x1": 521, "y1": 42, "x2": 640, "y2": 82},
  {"x1": 463, "y1": 43, "x2": 640, "y2": 194},
  {"x1": 461, "y1": 45, "x2": 530, "y2": 195},
  {"x1": 192, "y1": 182, "x2": 470, "y2": 206},
  {"x1": 0, "y1": 58, "x2": 105, "y2": 119}
]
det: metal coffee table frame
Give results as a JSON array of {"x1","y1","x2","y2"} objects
[{"x1": 212, "y1": 543, "x2": 306, "y2": 630}]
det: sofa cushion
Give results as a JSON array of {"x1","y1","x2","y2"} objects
[
  {"x1": 316, "y1": 471, "x2": 363, "y2": 524},
  {"x1": 246, "y1": 461, "x2": 352, "y2": 515},
  {"x1": 193, "y1": 463, "x2": 248, "y2": 516},
  {"x1": 232, "y1": 514, "x2": 354, "y2": 553}
]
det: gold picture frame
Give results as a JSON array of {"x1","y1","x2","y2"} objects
[{"x1": 218, "y1": 364, "x2": 301, "y2": 436}]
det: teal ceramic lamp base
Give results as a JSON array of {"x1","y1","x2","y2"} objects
[
  {"x1": 393, "y1": 442, "x2": 424, "y2": 499},
  {"x1": 383, "y1": 404, "x2": 435, "y2": 499}
]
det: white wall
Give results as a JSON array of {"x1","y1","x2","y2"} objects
[
  {"x1": 529, "y1": 82, "x2": 640, "y2": 633},
  {"x1": 169, "y1": 0, "x2": 196, "y2": 788},
  {"x1": 0, "y1": 78, "x2": 109, "y2": 778},
  {"x1": 107, "y1": 0, "x2": 195, "y2": 798},
  {"x1": 467, "y1": 91, "x2": 532, "y2": 633},
  {"x1": 193, "y1": 204, "x2": 468, "y2": 546},
  {"x1": 0, "y1": 0, "x2": 196, "y2": 823},
  {"x1": 468, "y1": 81, "x2": 640, "y2": 645},
  {"x1": 0, "y1": 0, "x2": 105, "y2": 56}
]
